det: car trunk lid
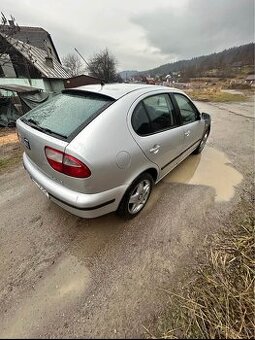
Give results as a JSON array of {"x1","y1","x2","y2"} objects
[
  {"x1": 16, "y1": 90, "x2": 115, "y2": 193},
  {"x1": 17, "y1": 119, "x2": 69, "y2": 180}
]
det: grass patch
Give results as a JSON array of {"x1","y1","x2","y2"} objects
[
  {"x1": 186, "y1": 89, "x2": 248, "y2": 102},
  {"x1": 152, "y1": 191, "x2": 255, "y2": 339},
  {"x1": 0, "y1": 144, "x2": 23, "y2": 174}
]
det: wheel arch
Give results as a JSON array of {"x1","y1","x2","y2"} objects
[
  {"x1": 117, "y1": 166, "x2": 159, "y2": 208},
  {"x1": 117, "y1": 167, "x2": 158, "y2": 218},
  {"x1": 141, "y1": 167, "x2": 158, "y2": 183}
]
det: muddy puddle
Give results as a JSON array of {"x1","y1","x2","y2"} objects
[
  {"x1": 164, "y1": 146, "x2": 243, "y2": 202},
  {"x1": 0, "y1": 256, "x2": 90, "y2": 338}
]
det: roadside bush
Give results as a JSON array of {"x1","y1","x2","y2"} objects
[
  {"x1": 152, "y1": 192, "x2": 255, "y2": 339},
  {"x1": 227, "y1": 83, "x2": 251, "y2": 90}
]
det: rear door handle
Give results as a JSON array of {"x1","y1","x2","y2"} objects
[
  {"x1": 184, "y1": 130, "x2": 191, "y2": 137},
  {"x1": 149, "y1": 144, "x2": 160, "y2": 154}
]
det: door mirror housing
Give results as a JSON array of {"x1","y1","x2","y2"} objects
[
  {"x1": 201, "y1": 112, "x2": 211, "y2": 130},
  {"x1": 202, "y1": 112, "x2": 210, "y2": 120}
]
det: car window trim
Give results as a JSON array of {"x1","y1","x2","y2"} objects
[
  {"x1": 170, "y1": 92, "x2": 200, "y2": 125},
  {"x1": 131, "y1": 92, "x2": 181, "y2": 137},
  {"x1": 167, "y1": 93, "x2": 182, "y2": 126}
]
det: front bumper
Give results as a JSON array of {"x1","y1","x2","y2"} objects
[{"x1": 23, "y1": 153, "x2": 127, "y2": 218}]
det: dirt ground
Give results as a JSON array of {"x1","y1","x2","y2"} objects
[
  {"x1": 0, "y1": 129, "x2": 18, "y2": 145},
  {"x1": 0, "y1": 98, "x2": 254, "y2": 338}
]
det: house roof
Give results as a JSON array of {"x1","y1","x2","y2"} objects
[
  {"x1": 66, "y1": 74, "x2": 100, "y2": 81},
  {"x1": 1, "y1": 34, "x2": 70, "y2": 79},
  {"x1": 0, "y1": 25, "x2": 61, "y2": 63}
]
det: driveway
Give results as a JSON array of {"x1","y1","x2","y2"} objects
[{"x1": 0, "y1": 99, "x2": 254, "y2": 338}]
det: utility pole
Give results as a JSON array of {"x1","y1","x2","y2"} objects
[{"x1": 74, "y1": 48, "x2": 90, "y2": 68}]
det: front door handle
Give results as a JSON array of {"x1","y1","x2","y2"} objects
[
  {"x1": 184, "y1": 130, "x2": 191, "y2": 137},
  {"x1": 149, "y1": 144, "x2": 160, "y2": 154}
]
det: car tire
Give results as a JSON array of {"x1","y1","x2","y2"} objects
[
  {"x1": 193, "y1": 128, "x2": 210, "y2": 154},
  {"x1": 117, "y1": 172, "x2": 154, "y2": 219}
]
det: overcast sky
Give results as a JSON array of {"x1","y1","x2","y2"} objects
[{"x1": 1, "y1": 0, "x2": 254, "y2": 71}]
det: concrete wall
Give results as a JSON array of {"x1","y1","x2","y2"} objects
[
  {"x1": 0, "y1": 54, "x2": 17, "y2": 77},
  {"x1": 43, "y1": 79, "x2": 65, "y2": 93}
]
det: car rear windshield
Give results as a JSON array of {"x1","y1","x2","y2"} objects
[{"x1": 22, "y1": 91, "x2": 114, "y2": 140}]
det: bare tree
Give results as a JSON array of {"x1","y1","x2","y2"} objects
[
  {"x1": 87, "y1": 49, "x2": 118, "y2": 83},
  {"x1": 0, "y1": 13, "x2": 20, "y2": 61},
  {"x1": 62, "y1": 53, "x2": 84, "y2": 77},
  {"x1": 0, "y1": 13, "x2": 20, "y2": 37}
]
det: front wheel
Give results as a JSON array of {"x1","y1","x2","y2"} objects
[
  {"x1": 193, "y1": 129, "x2": 210, "y2": 154},
  {"x1": 117, "y1": 173, "x2": 153, "y2": 219}
]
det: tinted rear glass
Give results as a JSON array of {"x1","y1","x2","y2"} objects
[{"x1": 22, "y1": 92, "x2": 114, "y2": 139}]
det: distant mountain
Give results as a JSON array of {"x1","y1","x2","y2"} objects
[
  {"x1": 119, "y1": 70, "x2": 138, "y2": 80},
  {"x1": 139, "y1": 43, "x2": 254, "y2": 77}
]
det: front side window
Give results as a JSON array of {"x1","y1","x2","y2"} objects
[
  {"x1": 132, "y1": 93, "x2": 176, "y2": 136},
  {"x1": 173, "y1": 93, "x2": 198, "y2": 124}
]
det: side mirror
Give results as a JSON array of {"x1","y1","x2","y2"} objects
[
  {"x1": 201, "y1": 112, "x2": 211, "y2": 129},
  {"x1": 202, "y1": 112, "x2": 210, "y2": 120}
]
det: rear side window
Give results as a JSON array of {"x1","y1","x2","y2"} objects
[
  {"x1": 22, "y1": 92, "x2": 114, "y2": 140},
  {"x1": 131, "y1": 102, "x2": 151, "y2": 135},
  {"x1": 131, "y1": 93, "x2": 176, "y2": 136}
]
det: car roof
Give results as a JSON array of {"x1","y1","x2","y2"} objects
[{"x1": 70, "y1": 83, "x2": 182, "y2": 100}]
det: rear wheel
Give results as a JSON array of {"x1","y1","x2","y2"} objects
[
  {"x1": 193, "y1": 129, "x2": 209, "y2": 154},
  {"x1": 117, "y1": 173, "x2": 153, "y2": 219}
]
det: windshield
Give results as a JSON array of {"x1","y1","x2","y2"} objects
[{"x1": 22, "y1": 92, "x2": 114, "y2": 140}]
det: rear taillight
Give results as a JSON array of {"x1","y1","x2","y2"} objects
[
  {"x1": 45, "y1": 146, "x2": 91, "y2": 178},
  {"x1": 45, "y1": 147, "x2": 63, "y2": 172}
]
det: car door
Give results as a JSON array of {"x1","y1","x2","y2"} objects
[
  {"x1": 128, "y1": 92, "x2": 184, "y2": 176},
  {"x1": 171, "y1": 92, "x2": 204, "y2": 150}
]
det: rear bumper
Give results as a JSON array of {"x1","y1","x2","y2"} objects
[{"x1": 23, "y1": 153, "x2": 127, "y2": 218}]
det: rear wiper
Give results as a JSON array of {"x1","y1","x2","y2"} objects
[
  {"x1": 23, "y1": 118, "x2": 43, "y2": 131},
  {"x1": 27, "y1": 118, "x2": 39, "y2": 125},
  {"x1": 40, "y1": 127, "x2": 68, "y2": 139},
  {"x1": 24, "y1": 118, "x2": 68, "y2": 139}
]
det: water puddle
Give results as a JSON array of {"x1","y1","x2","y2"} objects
[
  {"x1": 0, "y1": 255, "x2": 90, "y2": 338},
  {"x1": 164, "y1": 146, "x2": 243, "y2": 202}
]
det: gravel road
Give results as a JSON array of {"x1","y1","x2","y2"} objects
[{"x1": 0, "y1": 99, "x2": 254, "y2": 338}]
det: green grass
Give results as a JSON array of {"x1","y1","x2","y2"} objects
[
  {"x1": 186, "y1": 89, "x2": 248, "y2": 102},
  {"x1": 150, "y1": 190, "x2": 255, "y2": 339}
]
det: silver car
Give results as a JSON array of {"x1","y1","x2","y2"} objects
[{"x1": 17, "y1": 84, "x2": 211, "y2": 218}]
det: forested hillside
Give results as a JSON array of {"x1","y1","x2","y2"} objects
[{"x1": 139, "y1": 43, "x2": 254, "y2": 77}]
